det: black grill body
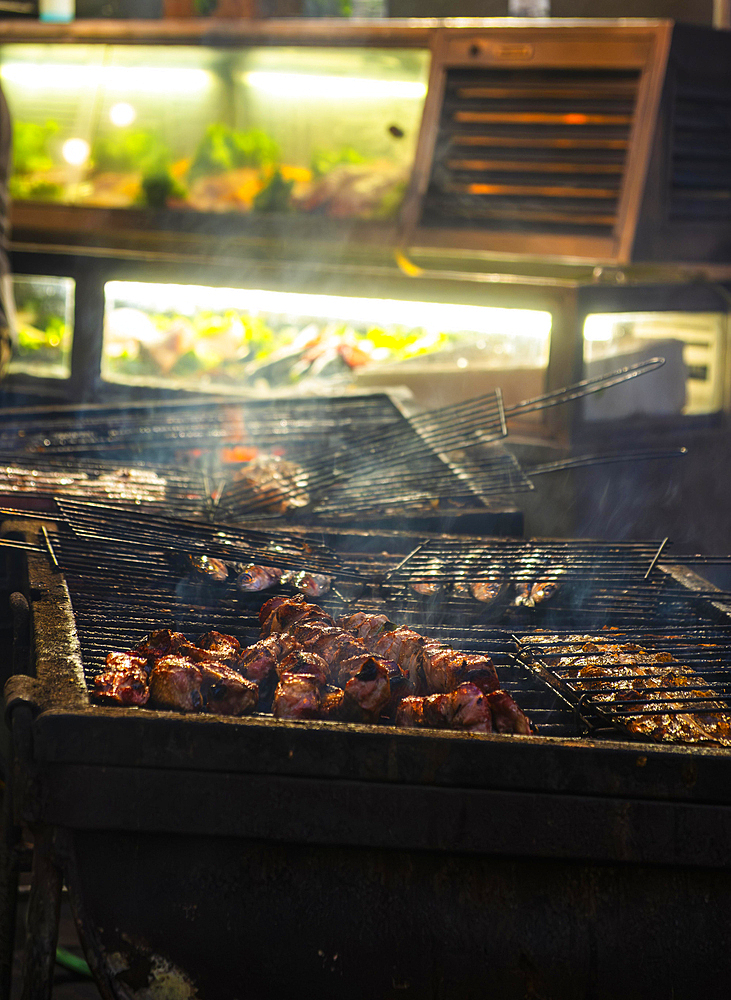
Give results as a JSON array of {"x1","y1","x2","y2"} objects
[{"x1": 7, "y1": 524, "x2": 731, "y2": 999}]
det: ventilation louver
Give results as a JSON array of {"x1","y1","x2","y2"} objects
[
  {"x1": 421, "y1": 67, "x2": 641, "y2": 239},
  {"x1": 670, "y1": 74, "x2": 731, "y2": 223}
]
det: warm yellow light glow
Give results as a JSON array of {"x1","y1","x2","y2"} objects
[
  {"x1": 584, "y1": 314, "x2": 622, "y2": 342},
  {"x1": 242, "y1": 71, "x2": 427, "y2": 101},
  {"x1": 104, "y1": 281, "x2": 552, "y2": 343},
  {"x1": 61, "y1": 137, "x2": 90, "y2": 167},
  {"x1": 0, "y1": 62, "x2": 211, "y2": 94},
  {"x1": 109, "y1": 101, "x2": 136, "y2": 127}
]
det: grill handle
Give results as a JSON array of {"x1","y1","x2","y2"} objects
[
  {"x1": 505, "y1": 356, "x2": 666, "y2": 418},
  {"x1": 528, "y1": 447, "x2": 688, "y2": 476}
]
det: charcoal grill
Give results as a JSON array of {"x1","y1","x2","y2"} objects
[{"x1": 6, "y1": 518, "x2": 731, "y2": 1000}]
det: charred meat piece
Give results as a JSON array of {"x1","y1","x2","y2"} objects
[
  {"x1": 395, "y1": 696, "x2": 425, "y2": 728},
  {"x1": 468, "y1": 579, "x2": 506, "y2": 603},
  {"x1": 92, "y1": 653, "x2": 150, "y2": 706},
  {"x1": 236, "y1": 564, "x2": 284, "y2": 594},
  {"x1": 259, "y1": 593, "x2": 294, "y2": 628},
  {"x1": 396, "y1": 683, "x2": 492, "y2": 734},
  {"x1": 370, "y1": 626, "x2": 424, "y2": 693},
  {"x1": 291, "y1": 623, "x2": 366, "y2": 667},
  {"x1": 277, "y1": 649, "x2": 330, "y2": 687},
  {"x1": 262, "y1": 596, "x2": 334, "y2": 637},
  {"x1": 292, "y1": 571, "x2": 332, "y2": 598},
  {"x1": 331, "y1": 651, "x2": 378, "y2": 689},
  {"x1": 105, "y1": 650, "x2": 152, "y2": 677},
  {"x1": 176, "y1": 642, "x2": 238, "y2": 667},
  {"x1": 528, "y1": 571, "x2": 564, "y2": 606},
  {"x1": 272, "y1": 672, "x2": 322, "y2": 720},
  {"x1": 337, "y1": 612, "x2": 393, "y2": 645},
  {"x1": 136, "y1": 629, "x2": 187, "y2": 660},
  {"x1": 486, "y1": 690, "x2": 531, "y2": 735},
  {"x1": 449, "y1": 683, "x2": 493, "y2": 733},
  {"x1": 409, "y1": 560, "x2": 445, "y2": 598},
  {"x1": 187, "y1": 555, "x2": 230, "y2": 582},
  {"x1": 149, "y1": 656, "x2": 258, "y2": 716},
  {"x1": 238, "y1": 634, "x2": 288, "y2": 687},
  {"x1": 422, "y1": 644, "x2": 499, "y2": 695},
  {"x1": 339, "y1": 656, "x2": 391, "y2": 724},
  {"x1": 321, "y1": 687, "x2": 345, "y2": 720},
  {"x1": 198, "y1": 631, "x2": 241, "y2": 659}
]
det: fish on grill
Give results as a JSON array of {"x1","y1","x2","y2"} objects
[
  {"x1": 527, "y1": 636, "x2": 731, "y2": 746},
  {"x1": 93, "y1": 653, "x2": 150, "y2": 707},
  {"x1": 188, "y1": 555, "x2": 230, "y2": 582},
  {"x1": 149, "y1": 655, "x2": 258, "y2": 716},
  {"x1": 514, "y1": 567, "x2": 566, "y2": 609},
  {"x1": 292, "y1": 571, "x2": 332, "y2": 598},
  {"x1": 236, "y1": 564, "x2": 285, "y2": 593}
]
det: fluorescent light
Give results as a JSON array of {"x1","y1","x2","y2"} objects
[
  {"x1": 104, "y1": 281, "x2": 552, "y2": 342},
  {"x1": 242, "y1": 70, "x2": 426, "y2": 101},
  {"x1": 61, "y1": 137, "x2": 90, "y2": 166},
  {"x1": 0, "y1": 62, "x2": 211, "y2": 94},
  {"x1": 109, "y1": 102, "x2": 136, "y2": 127}
]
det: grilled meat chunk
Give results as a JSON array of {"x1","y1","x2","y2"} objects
[
  {"x1": 486, "y1": 690, "x2": 531, "y2": 735},
  {"x1": 339, "y1": 656, "x2": 391, "y2": 724},
  {"x1": 396, "y1": 683, "x2": 492, "y2": 734},
  {"x1": 422, "y1": 644, "x2": 499, "y2": 694},
  {"x1": 291, "y1": 623, "x2": 366, "y2": 667},
  {"x1": 370, "y1": 627, "x2": 424, "y2": 692},
  {"x1": 236, "y1": 564, "x2": 284, "y2": 593},
  {"x1": 277, "y1": 649, "x2": 330, "y2": 687},
  {"x1": 93, "y1": 653, "x2": 150, "y2": 706},
  {"x1": 136, "y1": 629, "x2": 187, "y2": 660},
  {"x1": 259, "y1": 593, "x2": 293, "y2": 627},
  {"x1": 272, "y1": 672, "x2": 322, "y2": 720},
  {"x1": 337, "y1": 612, "x2": 392, "y2": 644},
  {"x1": 238, "y1": 634, "x2": 287, "y2": 687},
  {"x1": 321, "y1": 687, "x2": 345, "y2": 720},
  {"x1": 149, "y1": 655, "x2": 258, "y2": 716},
  {"x1": 469, "y1": 579, "x2": 507, "y2": 603},
  {"x1": 198, "y1": 631, "x2": 241, "y2": 659},
  {"x1": 262, "y1": 595, "x2": 334, "y2": 636},
  {"x1": 396, "y1": 696, "x2": 425, "y2": 728}
]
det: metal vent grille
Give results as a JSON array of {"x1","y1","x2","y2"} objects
[
  {"x1": 670, "y1": 74, "x2": 731, "y2": 222},
  {"x1": 421, "y1": 66, "x2": 640, "y2": 237}
]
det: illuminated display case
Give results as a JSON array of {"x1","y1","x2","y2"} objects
[
  {"x1": 3, "y1": 41, "x2": 429, "y2": 220},
  {"x1": 101, "y1": 278, "x2": 552, "y2": 404}
]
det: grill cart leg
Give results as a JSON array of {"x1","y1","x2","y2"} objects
[
  {"x1": 20, "y1": 825, "x2": 62, "y2": 1000},
  {"x1": 0, "y1": 776, "x2": 19, "y2": 1000}
]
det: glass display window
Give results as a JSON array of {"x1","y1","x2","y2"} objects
[
  {"x1": 582, "y1": 311, "x2": 727, "y2": 418},
  {"x1": 1, "y1": 41, "x2": 429, "y2": 219},
  {"x1": 9, "y1": 274, "x2": 74, "y2": 380},
  {"x1": 102, "y1": 279, "x2": 552, "y2": 402}
]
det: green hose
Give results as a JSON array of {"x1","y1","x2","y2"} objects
[{"x1": 55, "y1": 946, "x2": 92, "y2": 978}]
